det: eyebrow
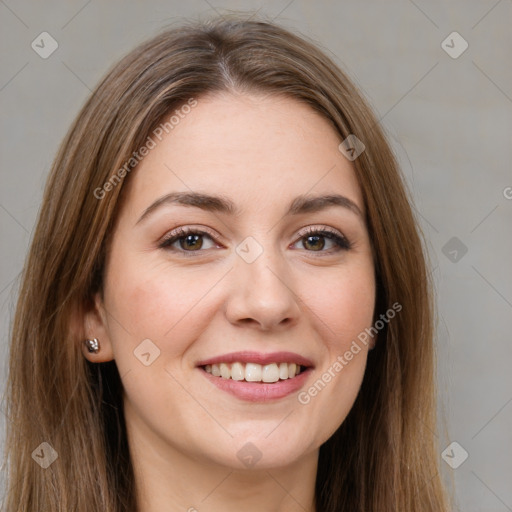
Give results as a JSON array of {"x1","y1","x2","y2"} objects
[{"x1": 135, "y1": 191, "x2": 363, "y2": 225}]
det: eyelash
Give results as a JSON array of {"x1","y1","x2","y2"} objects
[{"x1": 157, "y1": 225, "x2": 352, "y2": 256}]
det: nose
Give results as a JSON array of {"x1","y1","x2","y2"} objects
[{"x1": 224, "y1": 243, "x2": 301, "y2": 331}]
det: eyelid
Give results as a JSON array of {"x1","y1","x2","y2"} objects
[
  {"x1": 293, "y1": 225, "x2": 351, "y2": 252},
  {"x1": 295, "y1": 224, "x2": 346, "y2": 240},
  {"x1": 158, "y1": 225, "x2": 222, "y2": 248}
]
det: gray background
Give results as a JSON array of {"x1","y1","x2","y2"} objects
[{"x1": 1, "y1": 1, "x2": 511, "y2": 510}]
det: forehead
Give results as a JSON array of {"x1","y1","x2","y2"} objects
[{"x1": 121, "y1": 92, "x2": 364, "y2": 218}]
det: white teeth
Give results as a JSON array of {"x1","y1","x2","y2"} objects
[
  {"x1": 245, "y1": 363, "x2": 262, "y2": 382},
  {"x1": 231, "y1": 362, "x2": 244, "y2": 381},
  {"x1": 220, "y1": 363, "x2": 230, "y2": 379},
  {"x1": 203, "y1": 361, "x2": 305, "y2": 382},
  {"x1": 262, "y1": 363, "x2": 280, "y2": 383}
]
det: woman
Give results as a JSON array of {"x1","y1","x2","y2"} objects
[{"x1": 3, "y1": 14, "x2": 450, "y2": 511}]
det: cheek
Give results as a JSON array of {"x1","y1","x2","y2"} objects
[
  {"x1": 102, "y1": 258, "x2": 218, "y2": 413},
  {"x1": 103, "y1": 254, "x2": 228, "y2": 362},
  {"x1": 301, "y1": 261, "x2": 376, "y2": 347},
  {"x1": 294, "y1": 262, "x2": 375, "y2": 436}
]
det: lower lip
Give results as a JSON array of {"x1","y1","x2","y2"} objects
[{"x1": 199, "y1": 367, "x2": 313, "y2": 402}]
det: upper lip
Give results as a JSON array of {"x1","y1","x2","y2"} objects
[{"x1": 196, "y1": 351, "x2": 314, "y2": 368}]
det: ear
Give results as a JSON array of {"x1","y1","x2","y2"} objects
[{"x1": 74, "y1": 291, "x2": 115, "y2": 363}]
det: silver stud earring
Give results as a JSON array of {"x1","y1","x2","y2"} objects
[{"x1": 84, "y1": 338, "x2": 100, "y2": 354}]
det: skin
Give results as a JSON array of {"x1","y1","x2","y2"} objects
[{"x1": 83, "y1": 91, "x2": 376, "y2": 512}]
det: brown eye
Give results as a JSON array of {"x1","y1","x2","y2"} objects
[
  {"x1": 179, "y1": 233, "x2": 203, "y2": 251},
  {"x1": 294, "y1": 228, "x2": 351, "y2": 253},
  {"x1": 158, "y1": 228, "x2": 217, "y2": 253},
  {"x1": 303, "y1": 234, "x2": 325, "y2": 251}
]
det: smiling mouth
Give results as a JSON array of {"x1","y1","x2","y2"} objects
[{"x1": 201, "y1": 362, "x2": 307, "y2": 383}]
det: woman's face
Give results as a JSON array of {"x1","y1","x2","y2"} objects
[{"x1": 87, "y1": 92, "x2": 376, "y2": 470}]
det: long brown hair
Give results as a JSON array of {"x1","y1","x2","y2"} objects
[{"x1": 2, "y1": 14, "x2": 449, "y2": 511}]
